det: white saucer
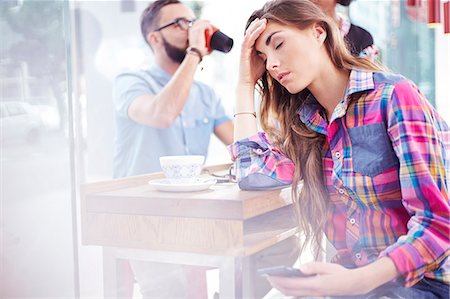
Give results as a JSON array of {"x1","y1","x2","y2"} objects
[{"x1": 148, "y1": 178, "x2": 217, "y2": 192}]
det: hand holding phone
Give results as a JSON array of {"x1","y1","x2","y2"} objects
[{"x1": 257, "y1": 265, "x2": 313, "y2": 278}]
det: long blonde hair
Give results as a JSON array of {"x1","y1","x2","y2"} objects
[{"x1": 246, "y1": 0, "x2": 383, "y2": 258}]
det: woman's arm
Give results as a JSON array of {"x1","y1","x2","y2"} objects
[
  {"x1": 380, "y1": 80, "x2": 450, "y2": 286},
  {"x1": 229, "y1": 18, "x2": 295, "y2": 189},
  {"x1": 233, "y1": 18, "x2": 267, "y2": 141},
  {"x1": 266, "y1": 257, "x2": 399, "y2": 297},
  {"x1": 234, "y1": 85, "x2": 258, "y2": 141}
]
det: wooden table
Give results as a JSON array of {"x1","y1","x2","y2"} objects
[{"x1": 80, "y1": 164, "x2": 298, "y2": 298}]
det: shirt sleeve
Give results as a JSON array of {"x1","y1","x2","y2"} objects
[
  {"x1": 379, "y1": 80, "x2": 450, "y2": 287},
  {"x1": 113, "y1": 72, "x2": 152, "y2": 119},
  {"x1": 227, "y1": 132, "x2": 295, "y2": 190},
  {"x1": 212, "y1": 96, "x2": 231, "y2": 128}
]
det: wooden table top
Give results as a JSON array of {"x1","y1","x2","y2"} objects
[
  {"x1": 80, "y1": 164, "x2": 299, "y2": 255},
  {"x1": 83, "y1": 163, "x2": 294, "y2": 220}
]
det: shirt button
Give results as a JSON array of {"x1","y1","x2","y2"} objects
[
  {"x1": 335, "y1": 151, "x2": 341, "y2": 159},
  {"x1": 182, "y1": 121, "x2": 188, "y2": 127},
  {"x1": 203, "y1": 117, "x2": 209, "y2": 124},
  {"x1": 349, "y1": 218, "x2": 356, "y2": 225},
  {"x1": 338, "y1": 188, "x2": 345, "y2": 194},
  {"x1": 355, "y1": 253, "x2": 362, "y2": 259}
]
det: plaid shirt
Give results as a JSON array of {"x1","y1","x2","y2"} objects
[{"x1": 229, "y1": 70, "x2": 450, "y2": 287}]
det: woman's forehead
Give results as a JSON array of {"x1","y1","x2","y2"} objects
[{"x1": 255, "y1": 22, "x2": 285, "y2": 52}]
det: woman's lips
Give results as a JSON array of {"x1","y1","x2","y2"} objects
[{"x1": 277, "y1": 72, "x2": 290, "y2": 83}]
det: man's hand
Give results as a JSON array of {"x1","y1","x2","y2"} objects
[{"x1": 188, "y1": 20, "x2": 213, "y2": 58}]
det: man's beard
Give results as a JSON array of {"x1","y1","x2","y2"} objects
[{"x1": 162, "y1": 36, "x2": 186, "y2": 64}]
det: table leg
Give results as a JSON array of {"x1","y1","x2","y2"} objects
[
  {"x1": 103, "y1": 247, "x2": 118, "y2": 298},
  {"x1": 242, "y1": 256, "x2": 255, "y2": 298},
  {"x1": 218, "y1": 256, "x2": 243, "y2": 299},
  {"x1": 103, "y1": 247, "x2": 257, "y2": 299}
]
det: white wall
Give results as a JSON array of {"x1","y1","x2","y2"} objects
[{"x1": 200, "y1": 0, "x2": 267, "y2": 165}]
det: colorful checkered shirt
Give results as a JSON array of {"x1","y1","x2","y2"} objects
[{"x1": 229, "y1": 70, "x2": 450, "y2": 287}]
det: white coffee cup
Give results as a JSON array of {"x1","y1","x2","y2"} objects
[{"x1": 159, "y1": 155, "x2": 205, "y2": 184}]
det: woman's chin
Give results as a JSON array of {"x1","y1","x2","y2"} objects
[{"x1": 284, "y1": 84, "x2": 304, "y2": 95}]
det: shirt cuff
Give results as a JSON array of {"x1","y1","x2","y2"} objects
[
  {"x1": 379, "y1": 241, "x2": 426, "y2": 287},
  {"x1": 227, "y1": 132, "x2": 294, "y2": 190},
  {"x1": 213, "y1": 115, "x2": 232, "y2": 128},
  {"x1": 227, "y1": 132, "x2": 270, "y2": 161}
]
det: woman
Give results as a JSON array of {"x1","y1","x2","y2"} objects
[{"x1": 230, "y1": 0, "x2": 450, "y2": 297}]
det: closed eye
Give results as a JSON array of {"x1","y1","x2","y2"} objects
[
  {"x1": 275, "y1": 42, "x2": 283, "y2": 50},
  {"x1": 257, "y1": 53, "x2": 267, "y2": 64}
]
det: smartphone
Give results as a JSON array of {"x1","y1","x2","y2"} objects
[{"x1": 257, "y1": 266, "x2": 312, "y2": 277}]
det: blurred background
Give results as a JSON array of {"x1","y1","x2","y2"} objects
[{"x1": 1, "y1": 0, "x2": 449, "y2": 298}]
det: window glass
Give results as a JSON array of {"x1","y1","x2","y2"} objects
[
  {"x1": 6, "y1": 103, "x2": 26, "y2": 116},
  {"x1": 0, "y1": 105, "x2": 7, "y2": 118},
  {"x1": 350, "y1": 1, "x2": 435, "y2": 105},
  {"x1": 0, "y1": 0, "x2": 76, "y2": 298}
]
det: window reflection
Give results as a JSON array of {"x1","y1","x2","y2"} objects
[
  {"x1": 0, "y1": 0, "x2": 448, "y2": 298},
  {"x1": 0, "y1": 0, "x2": 75, "y2": 298}
]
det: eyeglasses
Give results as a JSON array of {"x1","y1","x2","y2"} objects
[
  {"x1": 202, "y1": 164, "x2": 237, "y2": 184},
  {"x1": 154, "y1": 17, "x2": 195, "y2": 32}
]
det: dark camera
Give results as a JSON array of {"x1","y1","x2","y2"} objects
[{"x1": 205, "y1": 26, "x2": 234, "y2": 53}]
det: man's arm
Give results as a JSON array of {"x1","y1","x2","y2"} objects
[
  {"x1": 128, "y1": 20, "x2": 212, "y2": 128},
  {"x1": 128, "y1": 54, "x2": 201, "y2": 128},
  {"x1": 214, "y1": 120, "x2": 234, "y2": 145}
]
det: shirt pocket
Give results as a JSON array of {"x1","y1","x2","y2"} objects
[
  {"x1": 348, "y1": 123, "x2": 399, "y2": 178},
  {"x1": 185, "y1": 116, "x2": 214, "y2": 153}
]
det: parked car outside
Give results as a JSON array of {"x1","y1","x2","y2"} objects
[{"x1": 0, "y1": 101, "x2": 43, "y2": 144}]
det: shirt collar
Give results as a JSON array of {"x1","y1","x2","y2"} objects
[
  {"x1": 148, "y1": 63, "x2": 172, "y2": 85},
  {"x1": 346, "y1": 69, "x2": 375, "y2": 97},
  {"x1": 297, "y1": 93, "x2": 329, "y2": 135},
  {"x1": 297, "y1": 69, "x2": 375, "y2": 134}
]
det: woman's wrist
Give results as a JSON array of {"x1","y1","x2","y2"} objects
[
  {"x1": 235, "y1": 85, "x2": 256, "y2": 112},
  {"x1": 234, "y1": 83, "x2": 258, "y2": 141},
  {"x1": 354, "y1": 257, "x2": 400, "y2": 294},
  {"x1": 234, "y1": 111, "x2": 256, "y2": 118},
  {"x1": 236, "y1": 79, "x2": 256, "y2": 90}
]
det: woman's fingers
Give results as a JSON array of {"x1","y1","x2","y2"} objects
[
  {"x1": 300, "y1": 261, "x2": 345, "y2": 275},
  {"x1": 268, "y1": 275, "x2": 318, "y2": 290},
  {"x1": 267, "y1": 276, "x2": 322, "y2": 297},
  {"x1": 245, "y1": 19, "x2": 266, "y2": 41},
  {"x1": 238, "y1": 18, "x2": 267, "y2": 85},
  {"x1": 245, "y1": 17, "x2": 262, "y2": 35},
  {"x1": 266, "y1": 263, "x2": 360, "y2": 297},
  {"x1": 243, "y1": 18, "x2": 267, "y2": 49}
]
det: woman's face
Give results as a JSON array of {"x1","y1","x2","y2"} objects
[{"x1": 254, "y1": 21, "x2": 327, "y2": 94}]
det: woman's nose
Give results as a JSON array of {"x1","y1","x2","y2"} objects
[{"x1": 266, "y1": 57, "x2": 279, "y2": 70}]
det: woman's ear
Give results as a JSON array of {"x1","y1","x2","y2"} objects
[{"x1": 312, "y1": 23, "x2": 327, "y2": 45}]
